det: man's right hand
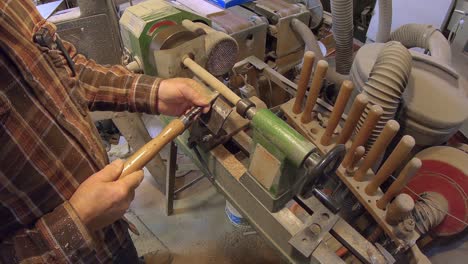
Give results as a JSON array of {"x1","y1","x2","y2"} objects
[{"x1": 69, "y1": 159, "x2": 144, "y2": 231}]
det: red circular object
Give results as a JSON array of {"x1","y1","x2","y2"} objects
[
  {"x1": 403, "y1": 160, "x2": 467, "y2": 236},
  {"x1": 147, "y1": 20, "x2": 177, "y2": 36}
]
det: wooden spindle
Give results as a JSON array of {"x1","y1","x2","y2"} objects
[
  {"x1": 301, "y1": 60, "x2": 328, "y2": 124},
  {"x1": 336, "y1": 94, "x2": 368, "y2": 144},
  {"x1": 321, "y1": 80, "x2": 354, "y2": 145},
  {"x1": 365, "y1": 136, "x2": 415, "y2": 196},
  {"x1": 293, "y1": 51, "x2": 316, "y2": 114}
]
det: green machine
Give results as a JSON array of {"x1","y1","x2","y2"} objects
[{"x1": 119, "y1": 0, "x2": 210, "y2": 75}]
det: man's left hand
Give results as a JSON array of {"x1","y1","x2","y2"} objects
[{"x1": 158, "y1": 78, "x2": 211, "y2": 116}]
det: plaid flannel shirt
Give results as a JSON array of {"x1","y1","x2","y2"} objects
[{"x1": 0, "y1": 1, "x2": 162, "y2": 262}]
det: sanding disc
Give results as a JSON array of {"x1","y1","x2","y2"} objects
[{"x1": 403, "y1": 160, "x2": 468, "y2": 236}]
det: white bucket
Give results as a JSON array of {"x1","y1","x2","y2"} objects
[{"x1": 225, "y1": 201, "x2": 250, "y2": 228}]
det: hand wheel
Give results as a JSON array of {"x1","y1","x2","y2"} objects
[{"x1": 298, "y1": 144, "x2": 346, "y2": 198}]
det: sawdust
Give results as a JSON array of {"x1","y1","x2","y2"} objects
[
  {"x1": 211, "y1": 145, "x2": 246, "y2": 180},
  {"x1": 219, "y1": 226, "x2": 285, "y2": 264}
]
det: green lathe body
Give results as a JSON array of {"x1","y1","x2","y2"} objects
[{"x1": 250, "y1": 109, "x2": 315, "y2": 196}]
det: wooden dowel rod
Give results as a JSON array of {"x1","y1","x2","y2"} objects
[
  {"x1": 377, "y1": 158, "x2": 421, "y2": 209},
  {"x1": 346, "y1": 146, "x2": 365, "y2": 174},
  {"x1": 183, "y1": 57, "x2": 241, "y2": 106},
  {"x1": 321, "y1": 80, "x2": 354, "y2": 146},
  {"x1": 301, "y1": 60, "x2": 328, "y2": 124},
  {"x1": 342, "y1": 105, "x2": 383, "y2": 168},
  {"x1": 353, "y1": 120, "x2": 400, "y2": 181},
  {"x1": 293, "y1": 51, "x2": 315, "y2": 114},
  {"x1": 182, "y1": 19, "x2": 215, "y2": 33},
  {"x1": 336, "y1": 94, "x2": 368, "y2": 144},
  {"x1": 365, "y1": 135, "x2": 415, "y2": 195}
]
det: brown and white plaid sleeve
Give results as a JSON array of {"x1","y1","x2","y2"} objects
[
  {"x1": 65, "y1": 41, "x2": 163, "y2": 115},
  {"x1": 10, "y1": 202, "x2": 95, "y2": 263}
]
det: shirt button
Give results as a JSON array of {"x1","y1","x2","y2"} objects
[{"x1": 68, "y1": 79, "x2": 77, "y2": 87}]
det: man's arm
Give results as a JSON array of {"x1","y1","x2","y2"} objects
[
  {"x1": 1, "y1": 160, "x2": 143, "y2": 263},
  {"x1": 1, "y1": 198, "x2": 95, "y2": 263},
  {"x1": 64, "y1": 41, "x2": 209, "y2": 116},
  {"x1": 65, "y1": 41, "x2": 161, "y2": 114}
]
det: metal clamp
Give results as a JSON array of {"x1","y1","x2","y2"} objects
[{"x1": 288, "y1": 196, "x2": 340, "y2": 258}]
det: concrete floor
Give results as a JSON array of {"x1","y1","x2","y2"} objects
[{"x1": 128, "y1": 168, "x2": 282, "y2": 263}]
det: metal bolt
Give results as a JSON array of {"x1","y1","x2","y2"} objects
[
  {"x1": 309, "y1": 224, "x2": 321, "y2": 235},
  {"x1": 202, "y1": 134, "x2": 213, "y2": 142},
  {"x1": 268, "y1": 25, "x2": 278, "y2": 34}
]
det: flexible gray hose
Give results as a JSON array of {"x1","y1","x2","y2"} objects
[
  {"x1": 331, "y1": 0, "x2": 354, "y2": 74},
  {"x1": 291, "y1": 18, "x2": 349, "y2": 86},
  {"x1": 291, "y1": 18, "x2": 325, "y2": 61},
  {"x1": 355, "y1": 41, "x2": 412, "y2": 148},
  {"x1": 375, "y1": 0, "x2": 392, "y2": 42},
  {"x1": 390, "y1": 24, "x2": 452, "y2": 65}
]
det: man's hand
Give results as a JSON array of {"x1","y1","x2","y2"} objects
[
  {"x1": 69, "y1": 159, "x2": 144, "y2": 231},
  {"x1": 158, "y1": 78, "x2": 211, "y2": 116}
]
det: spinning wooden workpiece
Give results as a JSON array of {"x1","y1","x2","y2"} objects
[
  {"x1": 183, "y1": 57, "x2": 241, "y2": 105},
  {"x1": 293, "y1": 51, "x2": 315, "y2": 114},
  {"x1": 301, "y1": 60, "x2": 328, "y2": 123}
]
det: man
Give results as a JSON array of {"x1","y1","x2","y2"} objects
[{"x1": 0, "y1": 0, "x2": 210, "y2": 263}]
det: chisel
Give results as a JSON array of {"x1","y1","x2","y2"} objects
[{"x1": 120, "y1": 106, "x2": 203, "y2": 179}]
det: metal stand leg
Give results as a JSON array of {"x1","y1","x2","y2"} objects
[
  {"x1": 166, "y1": 142, "x2": 177, "y2": 216},
  {"x1": 174, "y1": 174, "x2": 205, "y2": 195}
]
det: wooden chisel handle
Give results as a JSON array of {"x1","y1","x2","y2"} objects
[
  {"x1": 353, "y1": 120, "x2": 400, "y2": 181},
  {"x1": 293, "y1": 51, "x2": 315, "y2": 114},
  {"x1": 365, "y1": 135, "x2": 415, "y2": 195},
  {"x1": 377, "y1": 158, "x2": 421, "y2": 209},
  {"x1": 120, "y1": 119, "x2": 186, "y2": 179},
  {"x1": 346, "y1": 146, "x2": 365, "y2": 174},
  {"x1": 301, "y1": 60, "x2": 328, "y2": 124},
  {"x1": 321, "y1": 80, "x2": 354, "y2": 145},
  {"x1": 342, "y1": 104, "x2": 383, "y2": 168},
  {"x1": 336, "y1": 94, "x2": 368, "y2": 144}
]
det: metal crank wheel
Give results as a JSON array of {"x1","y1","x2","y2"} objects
[{"x1": 298, "y1": 144, "x2": 346, "y2": 198}]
